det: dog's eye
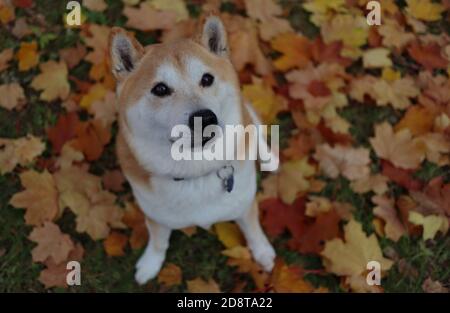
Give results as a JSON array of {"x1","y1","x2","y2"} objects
[
  {"x1": 151, "y1": 83, "x2": 172, "y2": 97},
  {"x1": 200, "y1": 73, "x2": 214, "y2": 88}
]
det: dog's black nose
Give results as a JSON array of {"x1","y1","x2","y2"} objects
[{"x1": 188, "y1": 109, "x2": 218, "y2": 131}]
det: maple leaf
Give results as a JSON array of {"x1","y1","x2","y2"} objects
[
  {"x1": 10, "y1": 170, "x2": 59, "y2": 225},
  {"x1": 29, "y1": 221, "x2": 74, "y2": 264},
  {"x1": 303, "y1": 0, "x2": 347, "y2": 26},
  {"x1": 408, "y1": 42, "x2": 448, "y2": 71},
  {"x1": 0, "y1": 48, "x2": 13, "y2": 72},
  {"x1": 187, "y1": 278, "x2": 221, "y2": 293},
  {"x1": 381, "y1": 160, "x2": 423, "y2": 191},
  {"x1": 55, "y1": 166, "x2": 125, "y2": 240},
  {"x1": 409, "y1": 211, "x2": 449, "y2": 240},
  {"x1": 0, "y1": 135, "x2": 45, "y2": 174},
  {"x1": 158, "y1": 263, "x2": 182, "y2": 288},
  {"x1": 103, "y1": 231, "x2": 128, "y2": 256},
  {"x1": 378, "y1": 19, "x2": 415, "y2": 50},
  {"x1": 291, "y1": 208, "x2": 341, "y2": 255},
  {"x1": 59, "y1": 43, "x2": 86, "y2": 69},
  {"x1": 370, "y1": 122, "x2": 425, "y2": 170},
  {"x1": 350, "y1": 174, "x2": 389, "y2": 195},
  {"x1": 0, "y1": 82, "x2": 25, "y2": 110},
  {"x1": 372, "y1": 195, "x2": 407, "y2": 242},
  {"x1": 244, "y1": 0, "x2": 293, "y2": 41},
  {"x1": 394, "y1": 105, "x2": 434, "y2": 136},
  {"x1": 321, "y1": 14, "x2": 369, "y2": 59},
  {"x1": 314, "y1": 144, "x2": 370, "y2": 180},
  {"x1": 214, "y1": 222, "x2": 245, "y2": 249},
  {"x1": 362, "y1": 48, "x2": 392, "y2": 68},
  {"x1": 39, "y1": 243, "x2": 83, "y2": 289},
  {"x1": 89, "y1": 90, "x2": 117, "y2": 128},
  {"x1": 124, "y1": 2, "x2": 177, "y2": 31},
  {"x1": 278, "y1": 158, "x2": 315, "y2": 204},
  {"x1": 83, "y1": 24, "x2": 110, "y2": 65},
  {"x1": 260, "y1": 197, "x2": 306, "y2": 240},
  {"x1": 222, "y1": 13, "x2": 271, "y2": 75},
  {"x1": 311, "y1": 38, "x2": 353, "y2": 67},
  {"x1": 321, "y1": 219, "x2": 394, "y2": 292},
  {"x1": 409, "y1": 176, "x2": 450, "y2": 217},
  {"x1": 242, "y1": 81, "x2": 286, "y2": 123},
  {"x1": 31, "y1": 60, "x2": 70, "y2": 101},
  {"x1": 55, "y1": 143, "x2": 84, "y2": 170},
  {"x1": 47, "y1": 112, "x2": 80, "y2": 154},
  {"x1": 72, "y1": 119, "x2": 111, "y2": 161},
  {"x1": 270, "y1": 260, "x2": 316, "y2": 292},
  {"x1": 350, "y1": 75, "x2": 419, "y2": 109},
  {"x1": 148, "y1": 0, "x2": 189, "y2": 22},
  {"x1": 271, "y1": 32, "x2": 311, "y2": 71},
  {"x1": 406, "y1": 0, "x2": 445, "y2": 22},
  {"x1": 16, "y1": 41, "x2": 39, "y2": 71},
  {"x1": 122, "y1": 202, "x2": 148, "y2": 249}
]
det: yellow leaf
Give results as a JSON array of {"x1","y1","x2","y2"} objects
[
  {"x1": 406, "y1": 0, "x2": 445, "y2": 22},
  {"x1": 305, "y1": 196, "x2": 332, "y2": 217},
  {"x1": 382, "y1": 67, "x2": 401, "y2": 81},
  {"x1": 214, "y1": 222, "x2": 245, "y2": 249},
  {"x1": 221, "y1": 246, "x2": 252, "y2": 260},
  {"x1": 31, "y1": 61, "x2": 70, "y2": 101},
  {"x1": 278, "y1": 158, "x2": 315, "y2": 204},
  {"x1": 16, "y1": 41, "x2": 39, "y2": 71},
  {"x1": 321, "y1": 219, "x2": 393, "y2": 291},
  {"x1": 80, "y1": 84, "x2": 107, "y2": 109},
  {"x1": 363, "y1": 48, "x2": 392, "y2": 69},
  {"x1": 409, "y1": 211, "x2": 449, "y2": 240},
  {"x1": 242, "y1": 82, "x2": 285, "y2": 123}
]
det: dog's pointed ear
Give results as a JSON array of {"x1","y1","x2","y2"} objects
[
  {"x1": 109, "y1": 27, "x2": 144, "y2": 81},
  {"x1": 199, "y1": 15, "x2": 228, "y2": 57}
]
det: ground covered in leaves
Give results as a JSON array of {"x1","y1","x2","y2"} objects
[{"x1": 1, "y1": 0, "x2": 450, "y2": 293}]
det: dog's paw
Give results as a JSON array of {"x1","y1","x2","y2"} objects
[
  {"x1": 134, "y1": 251, "x2": 165, "y2": 285},
  {"x1": 251, "y1": 242, "x2": 276, "y2": 272}
]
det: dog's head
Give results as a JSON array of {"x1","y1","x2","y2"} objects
[{"x1": 110, "y1": 16, "x2": 243, "y2": 178}]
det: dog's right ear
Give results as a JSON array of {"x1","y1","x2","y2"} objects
[{"x1": 109, "y1": 27, "x2": 144, "y2": 81}]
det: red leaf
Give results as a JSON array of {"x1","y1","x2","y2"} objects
[
  {"x1": 46, "y1": 112, "x2": 79, "y2": 154},
  {"x1": 407, "y1": 42, "x2": 448, "y2": 71},
  {"x1": 307, "y1": 80, "x2": 331, "y2": 97},
  {"x1": 381, "y1": 160, "x2": 423, "y2": 191},
  {"x1": 311, "y1": 38, "x2": 353, "y2": 67}
]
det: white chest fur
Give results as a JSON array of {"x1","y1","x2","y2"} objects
[{"x1": 129, "y1": 159, "x2": 257, "y2": 230}]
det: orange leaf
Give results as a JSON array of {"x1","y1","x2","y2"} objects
[
  {"x1": 271, "y1": 33, "x2": 311, "y2": 71},
  {"x1": 46, "y1": 112, "x2": 80, "y2": 154},
  {"x1": 122, "y1": 202, "x2": 148, "y2": 250},
  {"x1": 395, "y1": 105, "x2": 435, "y2": 136},
  {"x1": 72, "y1": 119, "x2": 111, "y2": 161},
  {"x1": 103, "y1": 231, "x2": 128, "y2": 256},
  {"x1": 16, "y1": 41, "x2": 39, "y2": 71},
  {"x1": 158, "y1": 263, "x2": 182, "y2": 287}
]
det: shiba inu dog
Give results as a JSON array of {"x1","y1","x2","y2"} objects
[{"x1": 109, "y1": 15, "x2": 276, "y2": 284}]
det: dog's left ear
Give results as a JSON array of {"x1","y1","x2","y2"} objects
[
  {"x1": 199, "y1": 15, "x2": 228, "y2": 57},
  {"x1": 109, "y1": 27, "x2": 144, "y2": 81}
]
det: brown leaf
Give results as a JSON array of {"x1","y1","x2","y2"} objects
[
  {"x1": 158, "y1": 263, "x2": 182, "y2": 287},
  {"x1": 0, "y1": 82, "x2": 25, "y2": 110},
  {"x1": 72, "y1": 119, "x2": 111, "y2": 161},
  {"x1": 102, "y1": 169, "x2": 125, "y2": 192},
  {"x1": 47, "y1": 112, "x2": 80, "y2": 154},
  {"x1": 408, "y1": 42, "x2": 448, "y2": 71},
  {"x1": 186, "y1": 277, "x2": 221, "y2": 293},
  {"x1": 29, "y1": 222, "x2": 74, "y2": 264}
]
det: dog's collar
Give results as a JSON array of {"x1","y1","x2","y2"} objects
[{"x1": 173, "y1": 164, "x2": 235, "y2": 193}]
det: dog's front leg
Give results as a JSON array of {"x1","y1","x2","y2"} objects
[
  {"x1": 135, "y1": 218, "x2": 172, "y2": 285},
  {"x1": 235, "y1": 201, "x2": 275, "y2": 272}
]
